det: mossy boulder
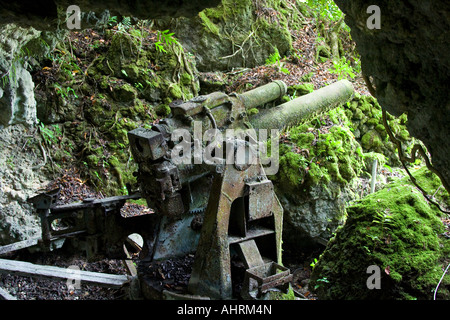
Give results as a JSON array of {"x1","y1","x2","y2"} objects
[
  {"x1": 112, "y1": 83, "x2": 137, "y2": 102},
  {"x1": 154, "y1": 0, "x2": 307, "y2": 71},
  {"x1": 310, "y1": 167, "x2": 450, "y2": 300},
  {"x1": 361, "y1": 129, "x2": 383, "y2": 150},
  {"x1": 343, "y1": 93, "x2": 414, "y2": 166},
  {"x1": 271, "y1": 108, "x2": 363, "y2": 247}
]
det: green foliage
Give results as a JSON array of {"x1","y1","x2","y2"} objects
[
  {"x1": 117, "y1": 16, "x2": 132, "y2": 32},
  {"x1": 265, "y1": 48, "x2": 290, "y2": 74},
  {"x1": 306, "y1": 0, "x2": 344, "y2": 22},
  {"x1": 107, "y1": 16, "x2": 118, "y2": 27},
  {"x1": 44, "y1": 44, "x2": 83, "y2": 98},
  {"x1": 310, "y1": 258, "x2": 319, "y2": 268},
  {"x1": 134, "y1": 82, "x2": 144, "y2": 91},
  {"x1": 271, "y1": 286, "x2": 297, "y2": 300},
  {"x1": 329, "y1": 57, "x2": 360, "y2": 80},
  {"x1": 53, "y1": 83, "x2": 78, "y2": 100},
  {"x1": 38, "y1": 119, "x2": 62, "y2": 146},
  {"x1": 155, "y1": 29, "x2": 178, "y2": 53},
  {"x1": 265, "y1": 48, "x2": 282, "y2": 65}
]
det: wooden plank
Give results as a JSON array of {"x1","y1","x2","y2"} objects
[
  {"x1": 0, "y1": 238, "x2": 40, "y2": 255},
  {"x1": 0, "y1": 259, "x2": 131, "y2": 289},
  {"x1": 0, "y1": 287, "x2": 17, "y2": 300},
  {"x1": 51, "y1": 193, "x2": 141, "y2": 213}
]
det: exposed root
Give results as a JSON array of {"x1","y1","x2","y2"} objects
[{"x1": 32, "y1": 141, "x2": 47, "y2": 170}]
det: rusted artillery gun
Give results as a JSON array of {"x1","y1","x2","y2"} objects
[
  {"x1": 2, "y1": 79, "x2": 354, "y2": 300},
  {"x1": 127, "y1": 79, "x2": 354, "y2": 299}
]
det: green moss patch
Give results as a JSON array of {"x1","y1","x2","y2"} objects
[
  {"x1": 270, "y1": 109, "x2": 363, "y2": 193},
  {"x1": 342, "y1": 93, "x2": 414, "y2": 166},
  {"x1": 35, "y1": 25, "x2": 200, "y2": 196},
  {"x1": 310, "y1": 167, "x2": 450, "y2": 300}
]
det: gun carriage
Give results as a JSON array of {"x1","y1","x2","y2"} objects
[{"x1": 1, "y1": 79, "x2": 354, "y2": 300}]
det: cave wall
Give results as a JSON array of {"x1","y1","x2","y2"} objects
[
  {"x1": 0, "y1": 0, "x2": 221, "y2": 31},
  {"x1": 335, "y1": 0, "x2": 450, "y2": 191},
  {"x1": 153, "y1": 0, "x2": 302, "y2": 72}
]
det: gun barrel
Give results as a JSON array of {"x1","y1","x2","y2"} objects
[
  {"x1": 238, "y1": 80, "x2": 287, "y2": 110},
  {"x1": 249, "y1": 79, "x2": 354, "y2": 130}
]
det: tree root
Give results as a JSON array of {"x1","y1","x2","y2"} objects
[
  {"x1": 166, "y1": 42, "x2": 198, "y2": 99},
  {"x1": 32, "y1": 141, "x2": 47, "y2": 170}
]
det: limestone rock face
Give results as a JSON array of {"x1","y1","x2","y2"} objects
[
  {"x1": 280, "y1": 180, "x2": 358, "y2": 247},
  {"x1": 0, "y1": 24, "x2": 40, "y2": 128},
  {"x1": 335, "y1": 0, "x2": 450, "y2": 191},
  {"x1": 154, "y1": 0, "x2": 299, "y2": 71},
  {"x1": 0, "y1": 125, "x2": 49, "y2": 245}
]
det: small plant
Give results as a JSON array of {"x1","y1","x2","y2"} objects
[
  {"x1": 155, "y1": 29, "x2": 178, "y2": 53},
  {"x1": 306, "y1": 0, "x2": 344, "y2": 22},
  {"x1": 372, "y1": 210, "x2": 395, "y2": 231},
  {"x1": 265, "y1": 48, "x2": 290, "y2": 74},
  {"x1": 314, "y1": 277, "x2": 330, "y2": 290},
  {"x1": 117, "y1": 16, "x2": 132, "y2": 33},
  {"x1": 108, "y1": 16, "x2": 118, "y2": 27},
  {"x1": 329, "y1": 57, "x2": 357, "y2": 80},
  {"x1": 38, "y1": 119, "x2": 62, "y2": 146},
  {"x1": 53, "y1": 83, "x2": 78, "y2": 100},
  {"x1": 310, "y1": 258, "x2": 319, "y2": 268},
  {"x1": 134, "y1": 82, "x2": 144, "y2": 91},
  {"x1": 266, "y1": 49, "x2": 282, "y2": 65}
]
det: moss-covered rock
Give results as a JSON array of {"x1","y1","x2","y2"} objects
[
  {"x1": 343, "y1": 93, "x2": 414, "y2": 166},
  {"x1": 361, "y1": 129, "x2": 383, "y2": 150},
  {"x1": 154, "y1": 0, "x2": 307, "y2": 71},
  {"x1": 310, "y1": 167, "x2": 450, "y2": 300},
  {"x1": 80, "y1": 28, "x2": 200, "y2": 194},
  {"x1": 271, "y1": 107, "x2": 363, "y2": 247},
  {"x1": 112, "y1": 83, "x2": 137, "y2": 102}
]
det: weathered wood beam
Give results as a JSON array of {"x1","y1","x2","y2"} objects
[
  {"x1": 0, "y1": 259, "x2": 131, "y2": 289},
  {"x1": 0, "y1": 238, "x2": 40, "y2": 255},
  {"x1": 0, "y1": 286, "x2": 17, "y2": 300}
]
